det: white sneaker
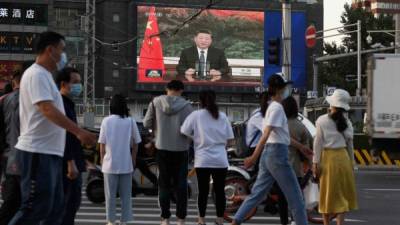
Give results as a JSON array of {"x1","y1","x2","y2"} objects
[
  {"x1": 161, "y1": 218, "x2": 170, "y2": 225},
  {"x1": 290, "y1": 221, "x2": 296, "y2": 225},
  {"x1": 106, "y1": 222, "x2": 115, "y2": 225}
]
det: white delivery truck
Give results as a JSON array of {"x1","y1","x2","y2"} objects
[{"x1": 366, "y1": 54, "x2": 400, "y2": 140}]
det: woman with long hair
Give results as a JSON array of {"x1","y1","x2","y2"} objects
[
  {"x1": 231, "y1": 74, "x2": 308, "y2": 225},
  {"x1": 181, "y1": 90, "x2": 234, "y2": 225},
  {"x1": 312, "y1": 89, "x2": 358, "y2": 225},
  {"x1": 275, "y1": 96, "x2": 313, "y2": 225},
  {"x1": 98, "y1": 94, "x2": 142, "y2": 225}
]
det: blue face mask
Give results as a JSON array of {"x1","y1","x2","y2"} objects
[
  {"x1": 70, "y1": 83, "x2": 82, "y2": 97},
  {"x1": 282, "y1": 87, "x2": 291, "y2": 99},
  {"x1": 57, "y1": 52, "x2": 68, "y2": 71}
]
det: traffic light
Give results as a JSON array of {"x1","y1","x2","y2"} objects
[{"x1": 268, "y1": 38, "x2": 280, "y2": 65}]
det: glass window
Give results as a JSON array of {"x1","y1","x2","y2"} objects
[
  {"x1": 54, "y1": 8, "x2": 83, "y2": 30},
  {"x1": 112, "y1": 69, "x2": 119, "y2": 78},
  {"x1": 113, "y1": 13, "x2": 120, "y2": 23},
  {"x1": 65, "y1": 36, "x2": 85, "y2": 59}
]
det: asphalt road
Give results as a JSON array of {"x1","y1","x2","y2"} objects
[
  {"x1": 74, "y1": 170, "x2": 400, "y2": 225},
  {"x1": 1, "y1": 170, "x2": 399, "y2": 225}
]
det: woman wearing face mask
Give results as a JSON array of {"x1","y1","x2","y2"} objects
[
  {"x1": 231, "y1": 74, "x2": 308, "y2": 225},
  {"x1": 55, "y1": 67, "x2": 86, "y2": 225},
  {"x1": 312, "y1": 89, "x2": 358, "y2": 225}
]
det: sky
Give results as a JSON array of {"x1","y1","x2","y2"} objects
[{"x1": 324, "y1": 0, "x2": 352, "y2": 44}]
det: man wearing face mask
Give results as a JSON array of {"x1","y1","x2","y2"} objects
[
  {"x1": 55, "y1": 67, "x2": 85, "y2": 225},
  {"x1": 9, "y1": 31, "x2": 96, "y2": 225}
]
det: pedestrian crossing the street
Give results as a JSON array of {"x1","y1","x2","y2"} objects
[{"x1": 75, "y1": 189, "x2": 282, "y2": 225}]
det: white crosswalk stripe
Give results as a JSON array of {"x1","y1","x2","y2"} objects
[{"x1": 76, "y1": 192, "x2": 282, "y2": 225}]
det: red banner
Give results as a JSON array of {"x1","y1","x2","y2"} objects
[
  {"x1": 138, "y1": 6, "x2": 165, "y2": 82},
  {"x1": 0, "y1": 61, "x2": 23, "y2": 81}
]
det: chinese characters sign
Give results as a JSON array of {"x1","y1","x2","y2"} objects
[
  {"x1": 0, "y1": 3, "x2": 47, "y2": 26},
  {"x1": 0, "y1": 32, "x2": 39, "y2": 53}
]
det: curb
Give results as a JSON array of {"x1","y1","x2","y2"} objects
[
  {"x1": 354, "y1": 149, "x2": 400, "y2": 167},
  {"x1": 355, "y1": 165, "x2": 400, "y2": 171}
]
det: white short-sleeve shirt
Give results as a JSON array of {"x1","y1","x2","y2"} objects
[
  {"x1": 263, "y1": 101, "x2": 290, "y2": 145},
  {"x1": 98, "y1": 115, "x2": 142, "y2": 174},
  {"x1": 181, "y1": 109, "x2": 234, "y2": 168},
  {"x1": 15, "y1": 63, "x2": 66, "y2": 157},
  {"x1": 246, "y1": 109, "x2": 264, "y2": 148}
]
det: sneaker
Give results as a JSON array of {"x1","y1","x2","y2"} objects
[
  {"x1": 161, "y1": 218, "x2": 170, "y2": 225},
  {"x1": 106, "y1": 222, "x2": 115, "y2": 225},
  {"x1": 177, "y1": 219, "x2": 185, "y2": 225},
  {"x1": 290, "y1": 221, "x2": 296, "y2": 225}
]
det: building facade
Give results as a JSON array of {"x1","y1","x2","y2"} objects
[
  {"x1": 352, "y1": 0, "x2": 400, "y2": 16},
  {"x1": 0, "y1": 0, "x2": 323, "y2": 125}
]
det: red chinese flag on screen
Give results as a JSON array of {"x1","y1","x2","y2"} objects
[{"x1": 138, "y1": 7, "x2": 165, "y2": 82}]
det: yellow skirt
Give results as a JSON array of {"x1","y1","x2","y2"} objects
[{"x1": 319, "y1": 148, "x2": 358, "y2": 214}]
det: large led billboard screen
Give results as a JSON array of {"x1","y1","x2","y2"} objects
[{"x1": 137, "y1": 6, "x2": 264, "y2": 87}]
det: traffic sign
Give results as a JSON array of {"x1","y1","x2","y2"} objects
[
  {"x1": 327, "y1": 87, "x2": 336, "y2": 96},
  {"x1": 305, "y1": 25, "x2": 317, "y2": 48},
  {"x1": 307, "y1": 90, "x2": 318, "y2": 99}
]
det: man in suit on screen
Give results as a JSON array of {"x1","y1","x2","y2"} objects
[{"x1": 176, "y1": 29, "x2": 229, "y2": 82}]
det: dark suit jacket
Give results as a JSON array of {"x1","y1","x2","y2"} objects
[{"x1": 176, "y1": 46, "x2": 229, "y2": 78}]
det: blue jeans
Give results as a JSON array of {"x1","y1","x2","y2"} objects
[
  {"x1": 233, "y1": 144, "x2": 307, "y2": 225},
  {"x1": 9, "y1": 151, "x2": 64, "y2": 225},
  {"x1": 60, "y1": 174, "x2": 82, "y2": 225},
  {"x1": 103, "y1": 173, "x2": 133, "y2": 223}
]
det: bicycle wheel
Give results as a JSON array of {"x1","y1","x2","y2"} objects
[{"x1": 223, "y1": 175, "x2": 257, "y2": 222}]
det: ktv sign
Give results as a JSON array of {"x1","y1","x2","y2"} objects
[{"x1": 0, "y1": 32, "x2": 39, "y2": 54}]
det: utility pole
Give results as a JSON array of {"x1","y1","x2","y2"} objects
[
  {"x1": 395, "y1": 14, "x2": 400, "y2": 54},
  {"x1": 357, "y1": 20, "x2": 362, "y2": 97},
  {"x1": 83, "y1": 0, "x2": 96, "y2": 128},
  {"x1": 282, "y1": 0, "x2": 291, "y2": 81},
  {"x1": 313, "y1": 54, "x2": 318, "y2": 92}
]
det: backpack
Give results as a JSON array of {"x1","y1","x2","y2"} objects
[{"x1": 232, "y1": 111, "x2": 261, "y2": 158}]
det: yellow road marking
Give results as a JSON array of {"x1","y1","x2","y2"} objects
[
  {"x1": 381, "y1": 150, "x2": 393, "y2": 165},
  {"x1": 362, "y1": 149, "x2": 373, "y2": 165},
  {"x1": 354, "y1": 150, "x2": 366, "y2": 165}
]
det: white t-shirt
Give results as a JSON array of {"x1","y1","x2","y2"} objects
[
  {"x1": 98, "y1": 115, "x2": 142, "y2": 174},
  {"x1": 263, "y1": 101, "x2": 290, "y2": 145},
  {"x1": 15, "y1": 63, "x2": 66, "y2": 157},
  {"x1": 246, "y1": 109, "x2": 264, "y2": 148},
  {"x1": 181, "y1": 109, "x2": 234, "y2": 168}
]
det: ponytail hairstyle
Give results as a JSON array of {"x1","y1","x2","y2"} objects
[
  {"x1": 329, "y1": 107, "x2": 348, "y2": 132},
  {"x1": 259, "y1": 91, "x2": 269, "y2": 117},
  {"x1": 110, "y1": 94, "x2": 130, "y2": 118},
  {"x1": 199, "y1": 90, "x2": 219, "y2": 120}
]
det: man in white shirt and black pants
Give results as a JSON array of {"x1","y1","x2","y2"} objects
[{"x1": 9, "y1": 31, "x2": 96, "y2": 225}]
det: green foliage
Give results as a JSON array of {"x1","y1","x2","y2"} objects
[{"x1": 320, "y1": 3, "x2": 394, "y2": 95}]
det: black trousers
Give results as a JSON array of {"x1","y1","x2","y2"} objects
[
  {"x1": 156, "y1": 150, "x2": 188, "y2": 219},
  {"x1": 136, "y1": 157, "x2": 158, "y2": 186},
  {"x1": 61, "y1": 174, "x2": 82, "y2": 225},
  {"x1": 0, "y1": 174, "x2": 21, "y2": 225},
  {"x1": 195, "y1": 168, "x2": 227, "y2": 218}
]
